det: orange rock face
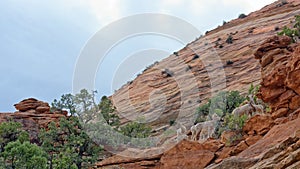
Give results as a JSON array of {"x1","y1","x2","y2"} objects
[
  {"x1": 158, "y1": 140, "x2": 216, "y2": 169},
  {"x1": 243, "y1": 114, "x2": 274, "y2": 136},
  {"x1": 255, "y1": 35, "x2": 300, "y2": 119}
]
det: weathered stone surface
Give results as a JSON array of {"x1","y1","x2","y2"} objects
[
  {"x1": 36, "y1": 106, "x2": 51, "y2": 113},
  {"x1": 286, "y1": 45, "x2": 300, "y2": 95},
  {"x1": 243, "y1": 114, "x2": 274, "y2": 136},
  {"x1": 14, "y1": 98, "x2": 50, "y2": 112},
  {"x1": 256, "y1": 35, "x2": 300, "y2": 118},
  {"x1": 230, "y1": 141, "x2": 248, "y2": 156},
  {"x1": 272, "y1": 107, "x2": 289, "y2": 118},
  {"x1": 254, "y1": 36, "x2": 292, "y2": 59},
  {"x1": 220, "y1": 131, "x2": 241, "y2": 146},
  {"x1": 207, "y1": 116, "x2": 300, "y2": 169},
  {"x1": 159, "y1": 150, "x2": 214, "y2": 169},
  {"x1": 290, "y1": 95, "x2": 300, "y2": 110},
  {"x1": 244, "y1": 135, "x2": 262, "y2": 146},
  {"x1": 158, "y1": 140, "x2": 215, "y2": 169},
  {"x1": 240, "y1": 117, "x2": 300, "y2": 158}
]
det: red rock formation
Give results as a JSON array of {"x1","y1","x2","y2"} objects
[
  {"x1": 94, "y1": 1, "x2": 300, "y2": 168},
  {"x1": 206, "y1": 36, "x2": 300, "y2": 168},
  {"x1": 0, "y1": 98, "x2": 67, "y2": 142},
  {"x1": 255, "y1": 35, "x2": 300, "y2": 119}
]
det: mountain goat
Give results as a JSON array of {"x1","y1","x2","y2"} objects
[
  {"x1": 199, "y1": 114, "x2": 220, "y2": 141},
  {"x1": 176, "y1": 122, "x2": 187, "y2": 143},
  {"x1": 232, "y1": 94, "x2": 264, "y2": 117},
  {"x1": 191, "y1": 123, "x2": 203, "y2": 141},
  {"x1": 232, "y1": 103, "x2": 255, "y2": 117},
  {"x1": 248, "y1": 94, "x2": 264, "y2": 114}
]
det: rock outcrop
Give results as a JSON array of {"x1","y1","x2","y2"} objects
[
  {"x1": 0, "y1": 98, "x2": 67, "y2": 142},
  {"x1": 205, "y1": 33, "x2": 300, "y2": 169},
  {"x1": 255, "y1": 35, "x2": 300, "y2": 119}
]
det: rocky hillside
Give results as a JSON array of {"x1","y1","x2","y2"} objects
[
  {"x1": 112, "y1": 0, "x2": 300, "y2": 132},
  {"x1": 95, "y1": 33, "x2": 300, "y2": 169},
  {"x1": 94, "y1": 0, "x2": 300, "y2": 168}
]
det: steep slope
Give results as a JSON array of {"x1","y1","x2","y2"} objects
[
  {"x1": 95, "y1": 28, "x2": 300, "y2": 169},
  {"x1": 112, "y1": 0, "x2": 300, "y2": 132},
  {"x1": 95, "y1": 0, "x2": 300, "y2": 168}
]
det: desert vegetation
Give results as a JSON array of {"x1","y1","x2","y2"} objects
[
  {"x1": 188, "y1": 85, "x2": 265, "y2": 143},
  {"x1": 278, "y1": 15, "x2": 300, "y2": 42},
  {"x1": 0, "y1": 89, "x2": 155, "y2": 168}
]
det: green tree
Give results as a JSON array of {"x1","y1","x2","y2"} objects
[
  {"x1": 39, "y1": 117, "x2": 102, "y2": 169},
  {"x1": 73, "y1": 89, "x2": 100, "y2": 125},
  {"x1": 195, "y1": 91, "x2": 245, "y2": 123},
  {"x1": 51, "y1": 93, "x2": 76, "y2": 115},
  {"x1": 215, "y1": 114, "x2": 248, "y2": 137},
  {"x1": 1, "y1": 140, "x2": 47, "y2": 169},
  {"x1": 120, "y1": 121, "x2": 152, "y2": 138},
  {"x1": 0, "y1": 121, "x2": 29, "y2": 152},
  {"x1": 98, "y1": 96, "x2": 120, "y2": 127}
]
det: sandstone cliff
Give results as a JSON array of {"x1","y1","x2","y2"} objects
[
  {"x1": 112, "y1": 0, "x2": 300, "y2": 132},
  {"x1": 94, "y1": 31, "x2": 300, "y2": 169},
  {"x1": 95, "y1": 0, "x2": 300, "y2": 168}
]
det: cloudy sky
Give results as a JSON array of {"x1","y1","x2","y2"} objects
[{"x1": 0, "y1": 0, "x2": 276, "y2": 111}]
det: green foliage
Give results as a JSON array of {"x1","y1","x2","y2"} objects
[
  {"x1": 224, "y1": 114, "x2": 248, "y2": 131},
  {"x1": 195, "y1": 91, "x2": 245, "y2": 123},
  {"x1": 1, "y1": 140, "x2": 47, "y2": 169},
  {"x1": 215, "y1": 114, "x2": 248, "y2": 138},
  {"x1": 277, "y1": 26, "x2": 299, "y2": 38},
  {"x1": 238, "y1": 13, "x2": 247, "y2": 19},
  {"x1": 294, "y1": 15, "x2": 300, "y2": 29},
  {"x1": 0, "y1": 121, "x2": 29, "y2": 152},
  {"x1": 39, "y1": 116, "x2": 102, "y2": 169},
  {"x1": 248, "y1": 83, "x2": 260, "y2": 103},
  {"x1": 120, "y1": 121, "x2": 152, "y2": 138},
  {"x1": 226, "y1": 60, "x2": 234, "y2": 65},
  {"x1": 98, "y1": 96, "x2": 120, "y2": 127},
  {"x1": 277, "y1": 15, "x2": 300, "y2": 43},
  {"x1": 51, "y1": 93, "x2": 76, "y2": 115},
  {"x1": 225, "y1": 133, "x2": 243, "y2": 147},
  {"x1": 226, "y1": 35, "x2": 233, "y2": 44},
  {"x1": 169, "y1": 119, "x2": 175, "y2": 126},
  {"x1": 51, "y1": 89, "x2": 100, "y2": 124},
  {"x1": 74, "y1": 89, "x2": 99, "y2": 125}
]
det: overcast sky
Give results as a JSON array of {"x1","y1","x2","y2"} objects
[{"x1": 0, "y1": 0, "x2": 276, "y2": 112}]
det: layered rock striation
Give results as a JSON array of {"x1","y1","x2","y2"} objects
[{"x1": 111, "y1": 0, "x2": 300, "y2": 132}]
